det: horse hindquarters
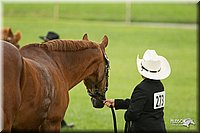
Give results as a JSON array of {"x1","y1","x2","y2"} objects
[
  {"x1": 39, "y1": 90, "x2": 69, "y2": 133},
  {"x1": 3, "y1": 41, "x2": 22, "y2": 132},
  {"x1": 12, "y1": 58, "x2": 60, "y2": 132}
]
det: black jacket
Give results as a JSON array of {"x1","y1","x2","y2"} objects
[{"x1": 115, "y1": 78, "x2": 166, "y2": 133}]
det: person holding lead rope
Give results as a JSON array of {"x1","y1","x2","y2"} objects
[{"x1": 104, "y1": 49, "x2": 171, "y2": 133}]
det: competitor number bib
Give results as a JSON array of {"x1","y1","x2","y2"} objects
[{"x1": 154, "y1": 91, "x2": 165, "y2": 109}]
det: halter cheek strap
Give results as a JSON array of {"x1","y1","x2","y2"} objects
[{"x1": 95, "y1": 50, "x2": 110, "y2": 92}]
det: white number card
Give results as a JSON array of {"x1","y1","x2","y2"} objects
[{"x1": 154, "y1": 91, "x2": 165, "y2": 109}]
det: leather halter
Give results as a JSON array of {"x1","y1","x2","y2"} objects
[{"x1": 87, "y1": 49, "x2": 110, "y2": 99}]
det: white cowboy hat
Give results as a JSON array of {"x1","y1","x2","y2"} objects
[{"x1": 137, "y1": 49, "x2": 171, "y2": 80}]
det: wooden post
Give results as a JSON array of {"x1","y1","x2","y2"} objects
[
  {"x1": 54, "y1": 3, "x2": 59, "y2": 20},
  {"x1": 125, "y1": 0, "x2": 132, "y2": 24}
]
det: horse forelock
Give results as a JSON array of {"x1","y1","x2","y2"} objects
[{"x1": 38, "y1": 40, "x2": 99, "y2": 51}]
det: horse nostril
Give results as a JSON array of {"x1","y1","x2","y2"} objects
[{"x1": 91, "y1": 97, "x2": 104, "y2": 108}]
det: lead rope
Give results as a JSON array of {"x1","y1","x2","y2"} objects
[{"x1": 110, "y1": 105, "x2": 117, "y2": 133}]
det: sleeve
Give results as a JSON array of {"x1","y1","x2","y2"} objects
[
  {"x1": 114, "y1": 98, "x2": 130, "y2": 110},
  {"x1": 124, "y1": 86, "x2": 146, "y2": 122}
]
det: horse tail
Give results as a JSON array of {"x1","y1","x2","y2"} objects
[{"x1": 2, "y1": 41, "x2": 23, "y2": 132}]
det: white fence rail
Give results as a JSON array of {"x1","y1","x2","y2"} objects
[{"x1": 2, "y1": 0, "x2": 199, "y2": 3}]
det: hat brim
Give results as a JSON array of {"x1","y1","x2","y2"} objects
[
  {"x1": 137, "y1": 55, "x2": 171, "y2": 80},
  {"x1": 39, "y1": 36, "x2": 49, "y2": 41}
]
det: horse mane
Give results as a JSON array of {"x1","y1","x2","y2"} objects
[{"x1": 34, "y1": 39, "x2": 99, "y2": 51}]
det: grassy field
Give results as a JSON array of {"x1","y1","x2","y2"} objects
[
  {"x1": 3, "y1": 3, "x2": 197, "y2": 23},
  {"x1": 3, "y1": 2, "x2": 198, "y2": 133}
]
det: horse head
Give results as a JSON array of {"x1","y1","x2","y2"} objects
[
  {"x1": 2, "y1": 27, "x2": 21, "y2": 48},
  {"x1": 83, "y1": 34, "x2": 110, "y2": 108}
]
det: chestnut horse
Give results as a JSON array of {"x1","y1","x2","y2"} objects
[
  {"x1": 1, "y1": 28, "x2": 21, "y2": 132},
  {"x1": 2, "y1": 40, "x2": 22, "y2": 132},
  {"x1": 2, "y1": 27, "x2": 21, "y2": 48},
  {"x1": 2, "y1": 34, "x2": 109, "y2": 132}
]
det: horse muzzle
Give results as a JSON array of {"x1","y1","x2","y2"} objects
[{"x1": 91, "y1": 97, "x2": 105, "y2": 108}]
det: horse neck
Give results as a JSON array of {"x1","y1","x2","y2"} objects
[{"x1": 52, "y1": 47, "x2": 102, "y2": 90}]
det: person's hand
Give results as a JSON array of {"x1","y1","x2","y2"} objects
[{"x1": 104, "y1": 99, "x2": 114, "y2": 108}]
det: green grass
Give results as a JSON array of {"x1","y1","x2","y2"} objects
[
  {"x1": 132, "y1": 3, "x2": 197, "y2": 23},
  {"x1": 3, "y1": 2, "x2": 198, "y2": 132},
  {"x1": 3, "y1": 16, "x2": 197, "y2": 132},
  {"x1": 3, "y1": 3, "x2": 197, "y2": 23}
]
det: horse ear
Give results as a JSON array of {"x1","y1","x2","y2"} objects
[
  {"x1": 82, "y1": 33, "x2": 88, "y2": 41},
  {"x1": 2, "y1": 28, "x2": 8, "y2": 39},
  {"x1": 14, "y1": 32, "x2": 22, "y2": 42},
  {"x1": 8, "y1": 27, "x2": 13, "y2": 37},
  {"x1": 100, "y1": 35, "x2": 108, "y2": 49}
]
